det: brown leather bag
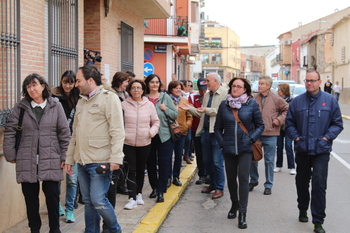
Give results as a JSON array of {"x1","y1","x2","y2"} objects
[{"x1": 232, "y1": 109, "x2": 263, "y2": 162}]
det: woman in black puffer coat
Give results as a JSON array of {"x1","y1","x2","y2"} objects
[{"x1": 214, "y1": 77, "x2": 264, "y2": 229}]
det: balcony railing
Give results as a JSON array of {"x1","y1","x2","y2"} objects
[
  {"x1": 144, "y1": 16, "x2": 189, "y2": 37},
  {"x1": 202, "y1": 42, "x2": 222, "y2": 49}
]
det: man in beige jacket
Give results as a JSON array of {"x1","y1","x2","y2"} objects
[
  {"x1": 186, "y1": 73, "x2": 227, "y2": 199},
  {"x1": 65, "y1": 65, "x2": 125, "y2": 233}
]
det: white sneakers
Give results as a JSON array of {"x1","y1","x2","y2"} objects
[
  {"x1": 136, "y1": 193, "x2": 144, "y2": 205},
  {"x1": 124, "y1": 194, "x2": 144, "y2": 210},
  {"x1": 274, "y1": 167, "x2": 282, "y2": 173},
  {"x1": 290, "y1": 169, "x2": 297, "y2": 175},
  {"x1": 124, "y1": 198, "x2": 137, "y2": 210}
]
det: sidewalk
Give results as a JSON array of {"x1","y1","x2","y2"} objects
[
  {"x1": 4, "y1": 160, "x2": 197, "y2": 233},
  {"x1": 339, "y1": 103, "x2": 350, "y2": 120}
]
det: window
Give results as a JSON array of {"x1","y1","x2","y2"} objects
[
  {"x1": 200, "y1": 53, "x2": 209, "y2": 64},
  {"x1": 48, "y1": 0, "x2": 79, "y2": 88},
  {"x1": 212, "y1": 38, "x2": 221, "y2": 43},
  {"x1": 211, "y1": 53, "x2": 221, "y2": 64},
  {"x1": 121, "y1": 22, "x2": 134, "y2": 72},
  {"x1": 0, "y1": 0, "x2": 20, "y2": 128}
]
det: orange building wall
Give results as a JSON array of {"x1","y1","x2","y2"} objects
[{"x1": 144, "y1": 44, "x2": 167, "y2": 84}]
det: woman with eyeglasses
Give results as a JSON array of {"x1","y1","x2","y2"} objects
[
  {"x1": 275, "y1": 83, "x2": 296, "y2": 174},
  {"x1": 144, "y1": 74, "x2": 178, "y2": 203},
  {"x1": 51, "y1": 70, "x2": 80, "y2": 223},
  {"x1": 121, "y1": 79, "x2": 160, "y2": 209},
  {"x1": 214, "y1": 77, "x2": 264, "y2": 229},
  {"x1": 4, "y1": 73, "x2": 71, "y2": 233}
]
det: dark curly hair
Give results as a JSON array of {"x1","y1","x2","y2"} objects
[
  {"x1": 126, "y1": 79, "x2": 146, "y2": 98},
  {"x1": 227, "y1": 77, "x2": 252, "y2": 97},
  {"x1": 22, "y1": 73, "x2": 51, "y2": 101}
]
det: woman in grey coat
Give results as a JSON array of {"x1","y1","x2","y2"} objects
[{"x1": 4, "y1": 73, "x2": 70, "y2": 233}]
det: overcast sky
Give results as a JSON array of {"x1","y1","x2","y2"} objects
[{"x1": 203, "y1": 1, "x2": 350, "y2": 46}]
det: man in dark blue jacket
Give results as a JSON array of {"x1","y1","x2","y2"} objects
[{"x1": 286, "y1": 70, "x2": 343, "y2": 233}]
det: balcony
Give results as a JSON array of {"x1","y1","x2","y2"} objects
[
  {"x1": 202, "y1": 42, "x2": 222, "y2": 49},
  {"x1": 144, "y1": 16, "x2": 189, "y2": 37},
  {"x1": 123, "y1": 0, "x2": 171, "y2": 18}
]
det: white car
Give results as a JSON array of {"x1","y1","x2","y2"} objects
[
  {"x1": 271, "y1": 80, "x2": 296, "y2": 95},
  {"x1": 291, "y1": 84, "x2": 306, "y2": 98}
]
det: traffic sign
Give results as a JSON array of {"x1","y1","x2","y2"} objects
[
  {"x1": 144, "y1": 48, "x2": 154, "y2": 62},
  {"x1": 144, "y1": 62, "x2": 155, "y2": 77}
]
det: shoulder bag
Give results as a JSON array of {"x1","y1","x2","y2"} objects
[
  {"x1": 15, "y1": 108, "x2": 25, "y2": 152},
  {"x1": 232, "y1": 108, "x2": 263, "y2": 162},
  {"x1": 160, "y1": 93, "x2": 181, "y2": 142}
]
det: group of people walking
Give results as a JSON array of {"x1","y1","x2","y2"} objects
[{"x1": 3, "y1": 67, "x2": 344, "y2": 233}]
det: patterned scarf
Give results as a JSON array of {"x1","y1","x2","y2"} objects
[
  {"x1": 170, "y1": 94, "x2": 181, "y2": 105},
  {"x1": 226, "y1": 93, "x2": 248, "y2": 109}
]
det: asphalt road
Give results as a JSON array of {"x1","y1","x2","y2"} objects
[{"x1": 160, "y1": 119, "x2": 350, "y2": 233}]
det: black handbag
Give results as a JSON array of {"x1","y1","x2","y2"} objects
[{"x1": 15, "y1": 108, "x2": 25, "y2": 152}]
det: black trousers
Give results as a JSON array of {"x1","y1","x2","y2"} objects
[
  {"x1": 295, "y1": 153, "x2": 329, "y2": 224},
  {"x1": 224, "y1": 152, "x2": 252, "y2": 213},
  {"x1": 123, "y1": 144, "x2": 151, "y2": 199},
  {"x1": 21, "y1": 181, "x2": 60, "y2": 233}
]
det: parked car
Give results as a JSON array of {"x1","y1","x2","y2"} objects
[
  {"x1": 251, "y1": 80, "x2": 259, "y2": 95},
  {"x1": 291, "y1": 84, "x2": 306, "y2": 98},
  {"x1": 271, "y1": 80, "x2": 296, "y2": 95}
]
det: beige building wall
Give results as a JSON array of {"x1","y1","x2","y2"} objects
[{"x1": 201, "y1": 23, "x2": 240, "y2": 82}]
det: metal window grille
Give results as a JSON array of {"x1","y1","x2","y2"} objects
[
  {"x1": 0, "y1": 0, "x2": 20, "y2": 128},
  {"x1": 48, "y1": 0, "x2": 78, "y2": 88},
  {"x1": 121, "y1": 21, "x2": 134, "y2": 72}
]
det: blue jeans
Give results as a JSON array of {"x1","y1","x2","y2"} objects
[
  {"x1": 201, "y1": 130, "x2": 225, "y2": 191},
  {"x1": 65, "y1": 163, "x2": 78, "y2": 211},
  {"x1": 78, "y1": 164, "x2": 121, "y2": 233},
  {"x1": 169, "y1": 135, "x2": 186, "y2": 178},
  {"x1": 250, "y1": 136, "x2": 277, "y2": 189},
  {"x1": 183, "y1": 128, "x2": 192, "y2": 158},
  {"x1": 193, "y1": 131, "x2": 207, "y2": 177},
  {"x1": 295, "y1": 153, "x2": 329, "y2": 224},
  {"x1": 334, "y1": 92, "x2": 340, "y2": 102},
  {"x1": 276, "y1": 129, "x2": 295, "y2": 169}
]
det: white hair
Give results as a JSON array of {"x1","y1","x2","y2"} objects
[{"x1": 207, "y1": 72, "x2": 221, "y2": 84}]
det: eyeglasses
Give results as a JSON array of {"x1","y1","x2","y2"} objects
[
  {"x1": 231, "y1": 85, "x2": 244, "y2": 89},
  {"x1": 304, "y1": 79, "x2": 320, "y2": 83},
  {"x1": 188, "y1": 85, "x2": 193, "y2": 88},
  {"x1": 131, "y1": 86, "x2": 142, "y2": 90},
  {"x1": 26, "y1": 83, "x2": 39, "y2": 90}
]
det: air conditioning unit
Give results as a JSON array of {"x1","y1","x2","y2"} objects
[{"x1": 284, "y1": 40, "x2": 291, "y2": 45}]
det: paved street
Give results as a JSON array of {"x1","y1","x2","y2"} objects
[{"x1": 4, "y1": 103, "x2": 350, "y2": 233}]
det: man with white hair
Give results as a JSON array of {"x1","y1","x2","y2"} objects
[{"x1": 187, "y1": 73, "x2": 227, "y2": 199}]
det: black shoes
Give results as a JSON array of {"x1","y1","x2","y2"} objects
[
  {"x1": 149, "y1": 189, "x2": 157, "y2": 199},
  {"x1": 299, "y1": 210, "x2": 309, "y2": 222},
  {"x1": 263, "y1": 188, "x2": 272, "y2": 195},
  {"x1": 249, "y1": 182, "x2": 258, "y2": 192},
  {"x1": 314, "y1": 223, "x2": 326, "y2": 233},
  {"x1": 228, "y1": 201, "x2": 239, "y2": 219},
  {"x1": 156, "y1": 192, "x2": 164, "y2": 203},
  {"x1": 172, "y1": 177, "x2": 182, "y2": 186},
  {"x1": 195, "y1": 176, "x2": 205, "y2": 185},
  {"x1": 238, "y1": 212, "x2": 247, "y2": 229},
  {"x1": 167, "y1": 178, "x2": 172, "y2": 188}
]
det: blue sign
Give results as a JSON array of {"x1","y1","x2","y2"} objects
[
  {"x1": 144, "y1": 62, "x2": 155, "y2": 77},
  {"x1": 144, "y1": 48, "x2": 154, "y2": 62}
]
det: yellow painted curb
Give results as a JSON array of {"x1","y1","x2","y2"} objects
[
  {"x1": 342, "y1": 115, "x2": 350, "y2": 120},
  {"x1": 133, "y1": 159, "x2": 197, "y2": 233}
]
